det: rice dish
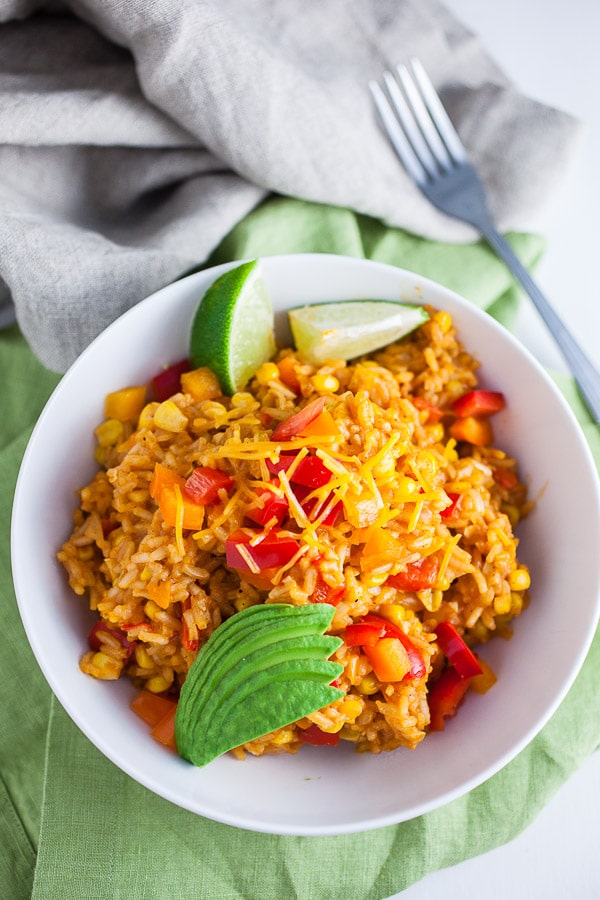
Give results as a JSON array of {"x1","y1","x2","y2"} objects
[{"x1": 58, "y1": 307, "x2": 530, "y2": 759}]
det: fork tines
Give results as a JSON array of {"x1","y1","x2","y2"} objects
[{"x1": 369, "y1": 58, "x2": 467, "y2": 185}]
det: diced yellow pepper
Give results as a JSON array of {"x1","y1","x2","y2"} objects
[
  {"x1": 180, "y1": 367, "x2": 221, "y2": 402},
  {"x1": 95, "y1": 418, "x2": 124, "y2": 447},
  {"x1": 469, "y1": 658, "x2": 497, "y2": 694},
  {"x1": 104, "y1": 385, "x2": 147, "y2": 423}
]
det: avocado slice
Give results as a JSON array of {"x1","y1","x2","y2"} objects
[
  {"x1": 176, "y1": 603, "x2": 336, "y2": 724},
  {"x1": 175, "y1": 603, "x2": 344, "y2": 766}
]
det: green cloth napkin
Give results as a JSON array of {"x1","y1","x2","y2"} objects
[{"x1": 2, "y1": 198, "x2": 599, "y2": 900}]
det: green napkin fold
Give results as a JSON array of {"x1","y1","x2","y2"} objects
[{"x1": 2, "y1": 198, "x2": 598, "y2": 900}]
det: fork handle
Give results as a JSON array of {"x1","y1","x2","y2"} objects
[{"x1": 478, "y1": 222, "x2": 600, "y2": 425}]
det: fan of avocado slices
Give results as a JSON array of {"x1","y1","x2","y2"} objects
[{"x1": 175, "y1": 603, "x2": 344, "y2": 766}]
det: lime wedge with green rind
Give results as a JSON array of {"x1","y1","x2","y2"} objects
[
  {"x1": 175, "y1": 603, "x2": 343, "y2": 766},
  {"x1": 289, "y1": 299, "x2": 429, "y2": 365},
  {"x1": 189, "y1": 259, "x2": 275, "y2": 394}
]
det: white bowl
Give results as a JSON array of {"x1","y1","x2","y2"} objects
[{"x1": 11, "y1": 254, "x2": 600, "y2": 835}]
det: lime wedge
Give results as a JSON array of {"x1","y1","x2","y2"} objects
[
  {"x1": 190, "y1": 259, "x2": 275, "y2": 394},
  {"x1": 289, "y1": 300, "x2": 429, "y2": 365}
]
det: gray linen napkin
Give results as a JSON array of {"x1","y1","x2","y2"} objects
[{"x1": 0, "y1": 0, "x2": 580, "y2": 372}]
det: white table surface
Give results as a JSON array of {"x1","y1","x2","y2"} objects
[{"x1": 390, "y1": 0, "x2": 600, "y2": 897}]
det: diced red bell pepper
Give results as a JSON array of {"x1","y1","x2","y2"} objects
[
  {"x1": 101, "y1": 518, "x2": 118, "y2": 537},
  {"x1": 289, "y1": 455, "x2": 333, "y2": 488},
  {"x1": 302, "y1": 492, "x2": 343, "y2": 526},
  {"x1": 440, "y1": 492, "x2": 460, "y2": 519},
  {"x1": 151, "y1": 358, "x2": 191, "y2": 401},
  {"x1": 298, "y1": 724, "x2": 340, "y2": 746},
  {"x1": 493, "y1": 467, "x2": 519, "y2": 490},
  {"x1": 428, "y1": 665, "x2": 472, "y2": 731},
  {"x1": 345, "y1": 621, "x2": 383, "y2": 647},
  {"x1": 387, "y1": 555, "x2": 440, "y2": 592},
  {"x1": 266, "y1": 454, "x2": 297, "y2": 477},
  {"x1": 183, "y1": 466, "x2": 234, "y2": 505},
  {"x1": 310, "y1": 574, "x2": 345, "y2": 606},
  {"x1": 245, "y1": 488, "x2": 289, "y2": 527},
  {"x1": 267, "y1": 453, "x2": 333, "y2": 489},
  {"x1": 225, "y1": 530, "x2": 300, "y2": 572},
  {"x1": 435, "y1": 621, "x2": 482, "y2": 679},
  {"x1": 452, "y1": 389, "x2": 505, "y2": 418},
  {"x1": 88, "y1": 621, "x2": 136, "y2": 660},
  {"x1": 361, "y1": 615, "x2": 426, "y2": 679},
  {"x1": 270, "y1": 397, "x2": 326, "y2": 442}
]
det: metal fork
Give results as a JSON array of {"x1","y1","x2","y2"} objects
[{"x1": 369, "y1": 58, "x2": 600, "y2": 425}]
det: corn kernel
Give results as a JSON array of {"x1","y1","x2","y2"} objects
[
  {"x1": 95, "y1": 418, "x2": 124, "y2": 447},
  {"x1": 180, "y1": 367, "x2": 221, "y2": 402},
  {"x1": 138, "y1": 401, "x2": 159, "y2": 428},
  {"x1": 90, "y1": 651, "x2": 121, "y2": 680},
  {"x1": 493, "y1": 592, "x2": 512, "y2": 615},
  {"x1": 502, "y1": 503, "x2": 520, "y2": 527},
  {"x1": 434, "y1": 310, "x2": 452, "y2": 333},
  {"x1": 377, "y1": 604, "x2": 406, "y2": 628},
  {"x1": 443, "y1": 438, "x2": 458, "y2": 461},
  {"x1": 78, "y1": 545, "x2": 95, "y2": 561},
  {"x1": 145, "y1": 675, "x2": 172, "y2": 694},
  {"x1": 425, "y1": 423, "x2": 445, "y2": 444},
  {"x1": 510, "y1": 591, "x2": 524, "y2": 616},
  {"x1": 94, "y1": 445, "x2": 108, "y2": 466},
  {"x1": 509, "y1": 568, "x2": 530, "y2": 591},
  {"x1": 154, "y1": 399, "x2": 188, "y2": 432},
  {"x1": 395, "y1": 475, "x2": 419, "y2": 501},
  {"x1": 129, "y1": 489, "x2": 148, "y2": 503},
  {"x1": 255, "y1": 361, "x2": 280, "y2": 385},
  {"x1": 311, "y1": 373, "x2": 339, "y2": 393},
  {"x1": 234, "y1": 594, "x2": 260, "y2": 612},
  {"x1": 340, "y1": 697, "x2": 363, "y2": 721},
  {"x1": 135, "y1": 645, "x2": 154, "y2": 669},
  {"x1": 356, "y1": 673, "x2": 380, "y2": 695}
]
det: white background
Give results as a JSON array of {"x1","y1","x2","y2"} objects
[{"x1": 390, "y1": 1, "x2": 600, "y2": 897}]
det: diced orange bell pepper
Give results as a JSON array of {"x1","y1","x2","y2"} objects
[
  {"x1": 300, "y1": 409, "x2": 340, "y2": 441},
  {"x1": 365, "y1": 637, "x2": 411, "y2": 682},
  {"x1": 277, "y1": 356, "x2": 302, "y2": 394},
  {"x1": 149, "y1": 462, "x2": 186, "y2": 500},
  {"x1": 360, "y1": 526, "x2": 402, "y2": 572},
  {"x1": 157, "y1": 485, "x2": 205, "y2": 530},
  {"x1": 131, "y1": 690, "x2": 177, "y2": 727},
  {"x1": 144, "y1": 580, "x2": 172, "y2": 609},
  {"x1": 449, "y1": 415, "x2": 493, "y2": 446},
  {"x1": 150, "y1": 704, "x2": 178, "y2": 749}
]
